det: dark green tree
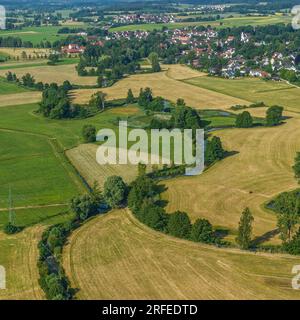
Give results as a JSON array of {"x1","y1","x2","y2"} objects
[
  {"x1": 236, "y1": 208, "x2": 254, "y2": 249},
  {"x1": 266, "y1": 105, "x2": 283, "y2": 126},
  {"x1": 283, "y1": 228, "x2": 300, "y2": 255},
  {"x1": 205, "y1": 136, "x2": 225, "y2": 165},
  {"x1": 128, "y1": 176, "x2": 158, "y2": 214},
  {"x1": 167, "y1": 211, "x2": 191, "y2": 239},
  {"x1": 103, "y1": 176, "x2": 128, "y2": 208},
  {"x1": 191, "y1": 219, "x2": 215, "y2": 244},
  {"x1": 82, "y1": 124, "x2": 96, "y2": 143},
  {"x1": 236, "y1": 111, "x2": 253, "y2": 128},
  {"x1": 149, "y1": 52, "x2": 161, "y2": 73},
  {"x1": 126, "y1": 89, "x2": 135, "y2": 104},
  {"x1": 293, "y1": 152, "x2": 300, "y2": 180},
  {"x1": 138, "y1": 203, "x2": 168, "y2": 232}
]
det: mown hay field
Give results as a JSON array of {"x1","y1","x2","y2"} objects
[
  {"x1": 73, "y1": 65, "x2": 248, "y2": 109},
  {"x1": 63, "y1": 209, "x2": 300, "y2": 300},
  {"x1": 0, "y1": 48, "x2": 51, "y2": 59},
  {"x1": 0, "y1": 226, "x2": 44, "y2": 300},
  {"x1": 0, "y1": 92, "x2": 41, "y2": 107},
  {"x1": 66, "y1": 145, "x2": 141, "y2": 189},
  {"x1": 185, "y1": 76, "x2": 300, "y2": 113},
  {"x1": 163, "y1": 111, "x2": 300, "y2": 244},
  {"x1": 0, "y1": 64, "x2": 97, "y2": 86},
  {"x1": 66, "y1": 143, "x2": 162, "y2": 189}
]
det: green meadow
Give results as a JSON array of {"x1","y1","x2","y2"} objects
[
  {"x1": 0, "y1": 77, "x2": 30, "y2": 94},
  {"x1": 0, "y1": 25, "x2": 86, "y2": 45},
  {"x1": 0, "y1": 57, "x2": 80, "y2": 70},
  {"x1": 185, "y1": 76, "x2": 300, "y2": 113},
  {"x1": 0, "y1": 206, "x2": 73, "y2": 229},
  {"x1": 0, "y1": 130, "x2": 82, "y2": 208}
]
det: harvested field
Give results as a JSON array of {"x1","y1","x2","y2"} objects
[
  {"x1": 185, "y1": 76, "x2": 300, "y2": 113},
  {"x1": 0, "y1": 48, "x2": 51, "y2": 59},
  {"x1": 0, "y1": 92, "x2": 42, "y2": 107},
  {"x1": 63, "y1": 209, "x2": 300, "y2": 300},
  {"x1": 163, "y1": 111, "x2": 300, "y2": 244},
  {"x1": 72, "y1": 65, "x2": 249, "y2": 109},
  {"x1": 0, "y1": 64, "x2": 96, "y2": 86},
  {"x1": 165, "y1": 64, "x2": 207, "y2": 80},
  {"x1": 67, "y1": 144, "x2": 159, "y2": 189},
  {"x1": 0, "y1": 226, "x2": 44, "y2": 300}
]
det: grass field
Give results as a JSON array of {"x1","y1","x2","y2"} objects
[
  {"x1": 185, "y1": 76, "x2": 300, "y2": 113},
  {"x1": 0, "y1": 206, "x2": 73, "y2": 230},
  {"x1": 63, "y1": 209, "x2": 300, "y2": 300},
  {"x1": 0, "y1": 57, "x2": 80, "y2": 71},
  {"x1": 0, "y1": 64, "x2": 96, "y2": 86},
  {"x1": 0, "y1": 103, "x2": 131, "y2": 148},
  {"x1": 0, "y1": 78, "x2": 29, "y2": 95},
  {"x1": 0, "y1": 26, "x2": 75, "y2": 45},
  {"x1": 0, "y1": 226, "x2": 44, "y2": 300},
  {"x1": 109, "y1": 14, "x2": 291, "y2": 32},
  {"x1": 0, "y1": 130, "x2": 83, "y2": 208},
  {"x1": 73, "y1": 65, "x2": 248, "y2": 109}
]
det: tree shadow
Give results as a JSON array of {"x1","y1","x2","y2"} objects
[
  {"x1": 224, "y1": 150, "x2": 239, "y2": 159},
  {"x1": 251, "y1": 228, "x2": 280, "y2": 247},
  {"x1": 214, "y1": 228, "x2": 230, "y2": 240}
]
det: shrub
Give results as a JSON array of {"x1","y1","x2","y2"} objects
[
  {"x1": 82, "y1": 124, "x2": 96, "y2": 143},
  {"x1": 191, "y1": 219, "x2": 215, "y2": 244},
  {"x1": 103, "y1": 176, "x2": 128, "y2": 208},
  {"x1": 167, "y1": 211, "x2": 191, "y2": 239}
]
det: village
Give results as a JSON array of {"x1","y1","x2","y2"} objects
[{"x1": 61, "y1": 26, "x2": 299, "y2": 81}]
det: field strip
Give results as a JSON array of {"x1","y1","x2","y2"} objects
[
  {"x1": 183, "y1": 76, "x2": 300, "y2": 112},
  {"x1": 0, "y1": 92, "x2": 41, "y2": 107}
]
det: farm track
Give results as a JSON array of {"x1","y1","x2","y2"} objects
[{"x1": 0, "y1": 203, "x2": 67, "y2": 212}]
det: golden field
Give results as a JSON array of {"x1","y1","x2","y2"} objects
[
  {"x1": 0, "y1": 227, "x2": 44, "y2": 300},
  {"x1": 163, "y1": 110, "x2": 300, "y2": 244},
  {"x1": 72, "y1": 65, "x2": 249, "y2": 109},
  {"x1": 63, "y1": 209, "x2": 300, "y2": 300},
  {"x1": 0, "y1": 64, "x2": 97, "y2": 86},
  {"x1": 0, "y1": 92, "x2": 42, "y2": 107},
  {"x1": 66, "y1": 144, "x2": 141, "y2": 188},
  {"x1": 0, "y1": 47, "x2": 51, "y2": 59}
]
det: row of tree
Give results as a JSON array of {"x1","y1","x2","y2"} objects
[{"x1": 235, "y1": 105, "x2": 284, "y2": 128}]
